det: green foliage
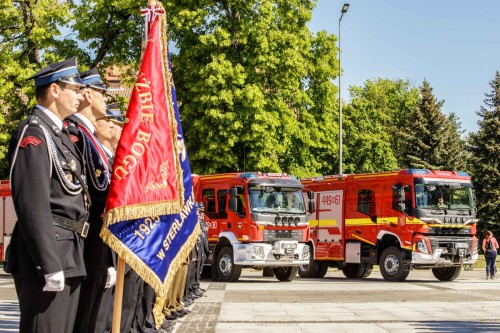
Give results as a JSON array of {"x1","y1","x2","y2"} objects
[
  {"x1": 0, "y1": 0, "x2": 476, "y2": 186},
  {"x1": 400, "y1": 80, "x2": 466, "y2": 171},
  {"x1": 0, "y1": 0, "x2": 144, "y2": 178},
  {"x1": 467, "y1": 72, "x2": 500, "y2": 236},
  {"x1": 343, "y1": 78, "x2": 420, "y2": 173},
  {"x1": 164, "y1": 0, "x2": 338, "y2": 177}
]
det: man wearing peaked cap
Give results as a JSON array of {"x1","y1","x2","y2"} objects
[
  {"x1": 94, "y1": 102, "x2": 124, "y2": 157},
  {"x1": 106, "y1": 102, "x2": 126, "y2": 123},
  {"x1": 7, "y1": 57, "x2": 88, "y2": 333},
  {"x1": 67, "y1": 67, "x2": 118, "y2": 333},
  {"x1": 28, "y1": 56, "x2": 85, "y2": 89}
]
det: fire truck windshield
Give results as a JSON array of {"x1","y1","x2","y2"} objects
[
  {"x1": 249, "y1": 187, "x2": 305, "y2": 213},
  {"x1": 415, "y1": 183, "x2": 474, "y2": 211}
]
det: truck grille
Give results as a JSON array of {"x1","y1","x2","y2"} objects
[
  {"x1": 263, "y1": 230, "x2": 302, "y2": 242},
  {"x1": 429, "y1": 236, "x2": 471, "y2": 249}
]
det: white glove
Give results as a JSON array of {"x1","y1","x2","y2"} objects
[
  {"x1": 105, "y1": 267, "x2": 116, "y2": 289},
  {"x1": 43, "y1": 271, "x2": 65, "y2": 292}
]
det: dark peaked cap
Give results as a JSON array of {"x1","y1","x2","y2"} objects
[
  {"x1": 28, "y1": 56, "x2": 84, "y2": 87},
  {"x1": 105, "y1": 103, "x2": 125, "y2": 123},
  {"x1": 80, "y1": 67, "x2": 122, "y2": 92}
]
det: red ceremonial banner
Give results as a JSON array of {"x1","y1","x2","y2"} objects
[{"x1": 105, "y1": 13, "x2": 182, "y2": 222}]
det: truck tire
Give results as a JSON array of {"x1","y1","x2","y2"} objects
[
  {"x1": 216, "y1": 246, "x2": 242, "y2": 282},
  {"x1": 273, "y1": 266, "x2": 299, "y2": 282},
  {"x1": 379, "y1": 247, "x2": 410, "y2": 282},
  {"x1": 361, "y1": 267, "x2": 373, "y2": 278},
  {"x1": 342, "y1": 263, "x2": 372, "y2": 279},
  {"x1": 315, "y1": 261, "x2": 329, "y2": 278},
  {"x1": 432, "y1": 266, "x2": 462, "y2": 281},
  {"x1": 298, "y1": 251, "x2": 320, "y2": 278}
]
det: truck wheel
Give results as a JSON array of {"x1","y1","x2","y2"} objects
[
  {"x1": 361, "y1": 267, "x2": 373, "y2": 278},
  {"x1": 216, "y1": 246, "x2": 242, "y2": 282},
  {"x1": 379, "y1": 247, "x2": 410, "y2": 282},
  {"x1": 342, "y1": 263, "x2": 371, "y2": 279},
  {"x1": 432, "y1": 266, "x2": 462, "y2": 281},
  {"x1": 298, "y1": 250, "x2": 320, "y2": 278},
  {"x1": 273, "y1": 266, "x2": 299, "y2": 282},
  {"x1": 315, "y1": 261, "x2": 329, "y2": 278}
]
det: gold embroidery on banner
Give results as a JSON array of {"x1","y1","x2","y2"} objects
[{"x1": 144, "y1": 160, "x2": 170, "y2": 193}]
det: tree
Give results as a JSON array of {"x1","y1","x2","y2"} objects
[
  {"x1": 400, "y1": 80, "x2": 466, "y2": 170},
  {"x1": 0, "y1": 0, "x2": 144, "y2": 178},
  {"x1": 343, "y1": 78, "x2": 420, "y2": 173},
  {"x1": 467, "y1": 72, "x2": 500, "y2": 236},
  {"x1": 164, "y1": 0, "x2": 339, "y2": 177}
]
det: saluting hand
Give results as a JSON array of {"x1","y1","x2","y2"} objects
[{"x1": 43, "y1": 271, "x2": 65, "y2": 292}]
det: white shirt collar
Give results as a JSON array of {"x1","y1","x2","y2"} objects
[
  {"x1": 102, "y1": 145, "x2": 113, "y2": 159},
  {"x1": 36, "y1": 105, "x2": 63, "y2": 130},
  {"x1": 73, "y1": 113, "x2": 96, "y2": 134}
]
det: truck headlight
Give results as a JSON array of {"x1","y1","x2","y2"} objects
[{"x1": 417, "y1": 240, "x2": 430, "y2": 254}]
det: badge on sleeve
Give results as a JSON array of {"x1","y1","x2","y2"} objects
[{"x1": 20, "y1": 136, "x2": 41, "y2": 148}]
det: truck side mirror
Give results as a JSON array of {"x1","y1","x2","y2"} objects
[
  {"x1": 229, "y1": 197, "x2": 237, "y2": 212},
  {"x1": 307, "y1": 191, "x2": 314, "y2": 200},
  {"x1": 397, "y1": 202, "x2": 406, "y2": 214},
  {"x1": 308, "y1": 200, "x2": 315, "y2": 214},
  {"x1": 229, "y1": 187, "x2": 238, "y2": 197},
  {"x1": 398, "y1": 188, "x2": 406, "y2": 202}
]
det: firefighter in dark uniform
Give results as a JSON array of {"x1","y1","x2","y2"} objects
[
  {"x1": 6, "y1": 57, "x2": 89, "y2": 333},
  {"x1": 67, "y1": 67, "x2": 119, "y2": 333}
]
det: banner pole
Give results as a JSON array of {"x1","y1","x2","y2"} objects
[{"x1": 111, "y1": 257, "x2": 125, "y2": 333}]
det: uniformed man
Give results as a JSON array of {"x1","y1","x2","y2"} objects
[
  {"x1": 68, "y1": 67, "x2": 119, "y2": 333},
  {"x1": 102, "y1": 103, "x2": 124, "y2": 156},
  {"x1": 6, "y1": 57, "x2": 88, "y2": 333}
]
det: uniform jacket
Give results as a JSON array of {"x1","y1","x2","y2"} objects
[
  {"x1": 6, "y1": 108, "x2": 87, "y2": 278},
  {"x1": 66, "y1": 114, "x2": 115, "y2": 268}
]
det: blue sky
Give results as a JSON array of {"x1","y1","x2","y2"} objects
[{"x1": 308, "y1": 1, "x2": 500, "y2": 134}]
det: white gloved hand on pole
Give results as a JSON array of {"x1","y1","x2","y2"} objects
[
  {"x1": 43, "y1": 271, "x2": 65, "y2": 292},
  {"x1": 105, "y1": 267, "x2": 117, "y2": 289}
]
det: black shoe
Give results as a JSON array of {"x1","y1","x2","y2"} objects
[
  {"x1": 172, "y1": 310, "x2": 187, "y2": 318},
  {"x1": 165, "y1": 314, "x2": 178, "y2": 320},
  {"x1": 189, "y1": 292, "x2": 200, "y2": 299},
  {"x1": 161, "y1": 320, "x2": 175, "y2": 329},
  {"x1": 183, "y1": 299, "x2": 193, "y2": 307},
  {"x1": 197, "y1": 288, "x2": 206, "y2": 293},
  {"x1": 157, "y1": 327, "x2": 173, "y2": 333}
]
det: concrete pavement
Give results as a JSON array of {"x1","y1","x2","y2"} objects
[
  {"x1": 173, "y1": 268, "x2": 500, "y2": 333},
  {"x1": 1, "y1": 267, "x2": 500, "y2": 332}
]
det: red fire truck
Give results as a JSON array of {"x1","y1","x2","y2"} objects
[
  {"x1": 192, "y1": 172, "x2": 314, "y2": 282},
  {"x1": 0, "y1": 180, "x2": 16, "y2": 264},
  {"x1": 300, "y1": 169, "x2": 478, "y2": 282}
]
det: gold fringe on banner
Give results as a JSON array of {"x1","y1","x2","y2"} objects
[
  {"x1": 159, "y1": 8, "x2": 185, "y2": 210},
  {"x1": 104, "y1": 200, "x2": 181, "y2": 226},
  {"x1": 151, "y1": 221, "x2": 200, "y2": 328},
  {"x1": 100, "y1": 220, "x2": 201, "y2": 299}
]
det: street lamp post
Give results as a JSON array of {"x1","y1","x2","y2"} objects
[{"x1": 338, "y1": 3, "x2": 349, "y2": 177}]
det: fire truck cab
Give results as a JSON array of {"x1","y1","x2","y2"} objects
[
  {"x1": 192, "y1": 172, "x2": 313, "y2": 282},
  {"x1": 301, "y1": 169, "x2": 478, "y2": 282}
]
